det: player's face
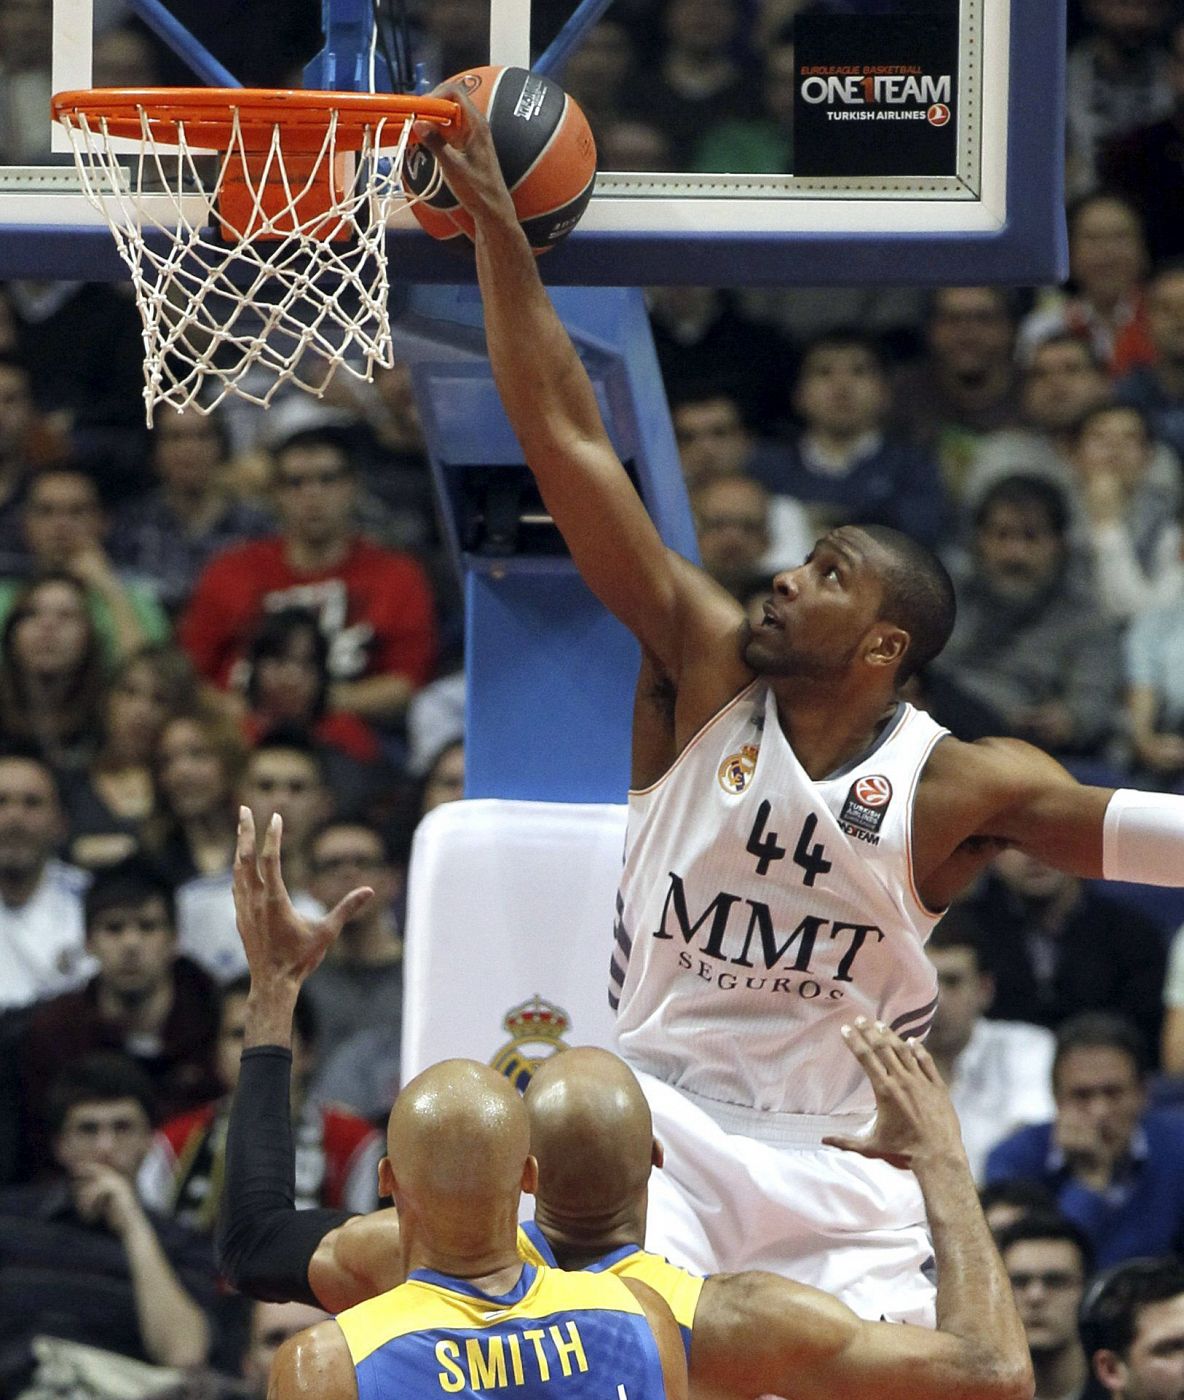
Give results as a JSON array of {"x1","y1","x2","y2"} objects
[
  {"x1": 743, "y1": 531, "x2": 884, "y2": 679},
  {"x1": 1004, "y1": 1239, "x2": 1086, "y2": 1354}
]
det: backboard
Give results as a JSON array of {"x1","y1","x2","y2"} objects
[{"x1": 0, "y1": 0, "x2": 1065, "y2": 286}]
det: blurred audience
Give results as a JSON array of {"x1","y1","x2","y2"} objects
[
  {"x1": 301, "y1": 819, "x2": 404, "y2": 1065},
  {"x1": 1067, "y1": 402, "x2": 1181, "y2": 620},
  {"x1": 1018, "y1": 193, "x2": 1155, "y2": 377},
  {"x1": 1065, "y1": 0, "x2": 1175, "y2": 195},
  {"x1": 1115, "y1": 260, "x2": 1184, "y2": 461},
  {"x1": 891, "y1": 287, "x2": 1023, "y2": 502},
  {"x1": 179, "y1": 427, "x2": 436, "y2": 730},
  {"x1": 964, "y1": 335, "x2": 1111, "y2": 511},
  {"x1": 969, "y1": 847, "x2": 1167, "y2": 1058},
  {"x1": 62, "y1": 645, "x2": 194, "y2": 871},
  {"x1": 1101, "y1": 14, "x2": 1184, "y2": 262},
  {"x1": 0, "y1": 1053, "x2": 221, "y2": 1396},
  {"x1": 986, "y1": 1012, "x2": 1184, "y2": 1268},
  {"x1": 18, "y1": 858, "x2": 221, "y2": 1174},
  {"x1": 925, "y1": 909, "x2": 1056, "y2": 1182},
  {"x1": 0, "y1": 573, "x2": 108, "y2": 772},
  {"x1": 141, "y1": 976, "x2": 380, "y2": 1230},
  {"x1": 4, "y1": 467, "x2": 170, "y2": 660},
  {"x1": 935, "y1": 475, "x2": 1123, "y2": 759},
  {"x1": 111, "y1": 407, "x2": 271, "y2": 617},
  {"x1": 0, "y1": 749, "x2": 89, "y2": 1012},
  {"x1": 756, "y1": 330, "x2": 948, "y2": 546}
]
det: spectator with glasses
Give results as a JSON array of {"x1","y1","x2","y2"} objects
[
  {"x1": 301, "y1": 818, "x2": 404, "y2": 1068},
  {"x1": 996, "y1": 1214, "x2": 1094, "y2": 1400}
]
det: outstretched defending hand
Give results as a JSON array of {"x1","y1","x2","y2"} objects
[
  {"x1": 822, "y1": 1017, "x2": 967, "y2": 1171},
  {"x1": 233, "y1": 806, "x2": 374, "y2": 993},
  {"x1": 413, "y1": 85, "x2": 517, "y2": 225}
]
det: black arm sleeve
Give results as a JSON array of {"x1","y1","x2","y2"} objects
[{"x1": 215, "y1": 1044, "x2": 355, "y2": 1307}]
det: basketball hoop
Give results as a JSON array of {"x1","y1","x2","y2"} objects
[{"x1": 51, "y1": 87, "x2": 459, "y2": 424}]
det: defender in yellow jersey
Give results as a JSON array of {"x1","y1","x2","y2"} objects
[
  {"x1": 227, "y1": 809, "x2": 1028, "y2": 1400},
  {"x1": 265, "y1": 1057, "x2": 686, "y2": 1400}
]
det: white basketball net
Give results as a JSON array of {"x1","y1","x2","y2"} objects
[{"x1": 58, "y1": 104, "x2": 438, "y2": 424}]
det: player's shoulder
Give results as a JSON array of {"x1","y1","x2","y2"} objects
[
  {"x1": 271, "y1": 1318, "x2": 354, "y2": 1394},
  {"x1": 921, "y1": 733, "x2": 1077, "y2": 804}
]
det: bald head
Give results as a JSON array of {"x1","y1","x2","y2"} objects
[
  {"x1": 525, "y1": 1048, "x2": 656, "y2": 1219},
  {"x1": 388, "y1": 1059, "x2": 532, "y2": 1207}
]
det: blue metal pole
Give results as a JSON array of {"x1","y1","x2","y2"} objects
[
  {"x1": 534, "y1": 0, "x2": 617, "y2": 77},
  {"x1": 125, "y1": 0, "x2": 241, "y2": 87}
]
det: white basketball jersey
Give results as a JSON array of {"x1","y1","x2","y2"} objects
[{"x1": 613, "y1": 681, "x2": 948, "y2": 1123}]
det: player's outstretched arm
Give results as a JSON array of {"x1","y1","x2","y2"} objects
[
  {"x1": 218, "y1": 809, "x2": 404, "y2": 1311},
  {"x1": 414, "y1": 93, "x2": 743, "y2": 678},
  {"x1": 691, "y1": 1020, "x2": 1032, "y2": 1400},
  {"x1": 920, "y1": 735, "x2": 1184, "y2": 887},
  {"x1": 268, "y1": 1321, "x2": 357, "y2": 1400}
]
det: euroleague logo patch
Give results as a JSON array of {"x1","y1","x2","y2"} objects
[
  {"x1": 839, "y1": 774, "x2": 892, "y2": 845},
  {"x1": 718, "y1": 743, "x2": 759, "y2": 794}
]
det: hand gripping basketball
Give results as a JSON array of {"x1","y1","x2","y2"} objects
[
  {"x1": 409, "y1": 66, "x2": 597, "y2": 253},
  {"x1": 412, "y1": 87, "x2": 516, "y2": 224}
]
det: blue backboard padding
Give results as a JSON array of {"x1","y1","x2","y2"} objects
[
  {"x1": 0, "y1": 0, "x2": 1065, "y2": 286},
  {"x1": 464, "y1": 568, "x2": 639, "y2": 802},
  {"x1": 394, "y1": 285, "x2": 695, "y2": 803}
]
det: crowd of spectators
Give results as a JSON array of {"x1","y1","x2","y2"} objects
[{"x1": 2, "y1": 0, "x2": 1184, "y2": 1396}]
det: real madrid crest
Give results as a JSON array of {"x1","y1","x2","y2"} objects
[
  {"x1": 490, "y1": 995, "x2": 572, "y2": 1092},
  {"x1": 718, "y1": 743, "x2": 759, "y2": 794}
]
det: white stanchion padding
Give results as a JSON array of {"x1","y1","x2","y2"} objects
[{"x1": 401, "y1": 799, "x2": 628, "y2": 1089}]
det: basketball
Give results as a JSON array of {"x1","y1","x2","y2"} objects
[{"x1": 405, "y1": 66, "x2": 597, "y2": 254}]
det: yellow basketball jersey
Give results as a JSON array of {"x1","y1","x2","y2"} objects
[
  {"x1": 336, "y1": 1260, "x2": 668, "y2": 1400},
  {"x1": 517, "y1": 1221, "x2": 703, "y2": 1359}
]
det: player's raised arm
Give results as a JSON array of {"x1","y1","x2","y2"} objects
[
  {"x1": 692, "y1": 1020, "x2": 1032, "y2": 1400},
  {"x1": 217, "y1": 809, "x2": 403, "y2": 1310},
  {"x1": 415, "y1": 94, "x2": 742, "y2": 677}
]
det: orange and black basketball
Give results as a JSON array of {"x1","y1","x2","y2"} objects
[{"x1": 405, "y1": 65, "x2": 596, "y2": 255}]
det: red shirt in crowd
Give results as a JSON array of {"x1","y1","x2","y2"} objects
[{"x1": 179, "y1": 535, "x2": 437, "y2": 693}]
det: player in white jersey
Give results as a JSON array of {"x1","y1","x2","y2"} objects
[{"x1": 416, "y1": 93, "x2": 1184, "y2": 1322}]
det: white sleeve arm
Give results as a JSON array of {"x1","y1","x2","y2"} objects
[{"x1": 1102, "y1": 788, "x2": 1184, "y2": 887}]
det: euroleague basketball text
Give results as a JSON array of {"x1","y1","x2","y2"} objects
[
  {"x1": 435, "y1": 1324, "x2": 589, "y2": 1392},
  {"x1": 653, "y1": 872, "x2": 884, "y2": 998}
]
